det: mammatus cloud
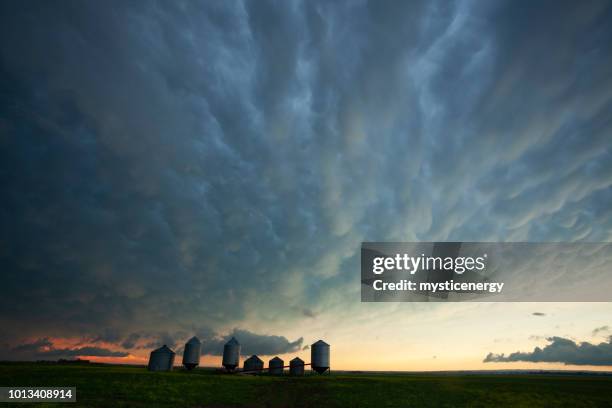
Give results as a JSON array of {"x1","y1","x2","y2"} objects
[
  {"x1": 7, "y1": 338, "x2": 128, "y2": 360},
  {"x1": 484, "y1": 336, "x2": 612, "y2": 366},
  {"x1": 1, "y1": 0, "x2": 612, "y2": 356}
]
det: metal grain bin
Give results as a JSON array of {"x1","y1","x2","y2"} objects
[
  {"x1": 311, "y1": 340, "x2": 330, "y2": 374},
  {"x1": 182, "y1": 336, "x2": 201, "y2": 370},
  {"x1": 289, "y1": 357, "x2": 305, "y2": 376},
  {"x1": 148, "y1": 345, "x2": 175, "y2": 371},
  {"x1": 222, "y1": 337, "x2": 240, "y2": 371},
  {"x1": 269, "y1": 356, "x2": 284, "y2": 375},
  {"x1": 243, "y1": 355, "x2": 264, "y2": 372}
]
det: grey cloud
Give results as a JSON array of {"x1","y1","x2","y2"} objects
[
  {"x1": 592, "y1": 326, "x2": 610, "y2": 336},
  {"x1": 89, "y1": 328, "x2": 122, "y2": 344},
  {"x1": 484, "y1": 336, "x2": 612, "y2": 366},
  {"x1": 532, "y1": 312, "x2": 546, "y2": 317},
  {"x1": 120, "y1": 333, "x2": 141, "y2": 350},
  {"x1": 1, "y1": 0, "x2": 612, "y2": 349},
  {"x1": 198, "y1": 328, "x2": 303, "y2": 357},
  {"x1": 11, "y1": 338, "x2": 53, "y2": 354}
]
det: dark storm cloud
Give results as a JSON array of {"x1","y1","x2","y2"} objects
[
  {"x1": 198, "y1": 329, "x2": 303, "y2": 357},
  {"x1": 120, "y1": 333, "x2": 142, "y2": 350},
  {"x1": 484, "y1": 336, "x2": 612, "y2": 366},
  {"x1": 1, "y1": 0, "x2": 612, "y2": 354},
  {"x1": 95, "y1": 327, "x2": 304, "y2": 357},
  {"x1": 141, "y1": 332, "x2": 186, "y2": 350},
  {"x1": 11, "y1": 338, "x2": 53, "y2": 354},
  {"x1": 88, "y1": 328, "x2": 123, "y2": 345}
]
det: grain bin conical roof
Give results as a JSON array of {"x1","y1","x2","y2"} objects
[
  {"x1": 154, "y1": 345, "x2": 175, "y2": 354},
  {"x1": 186, "y1": 336, "x2": 201, "y2": 345},
  {"x1": 246, "y1": 355, "x2": 262, "y2": 363}
]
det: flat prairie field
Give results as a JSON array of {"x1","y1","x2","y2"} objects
[{"x1": 1, "y1": 363, "x2": 611, "y2": 407}]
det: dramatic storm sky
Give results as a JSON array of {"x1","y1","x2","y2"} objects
[{"x1": 1, "y1": 0, "x2": 612, "y2": 369}]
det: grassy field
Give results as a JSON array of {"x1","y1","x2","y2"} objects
[{"x1": 1, "y1": 363, "x2": 611, "y2": 407}]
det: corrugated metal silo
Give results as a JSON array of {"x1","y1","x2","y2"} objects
[
  {"x1": 222, "y1": 337, "x2": 240, "y2": 371},
  {"x1": 182, "y1": 336, "x2": 201, "y2": 370},
  {"x1": 243, "y1": 355, "x2": 264, "y2": 372},
  {"x1": 311, "y1": 340, "x2": 330, "y2": 374},
  {"x1": 147, "y1": 345, "x2": 175, "y2": 371},
  {"x1": 268, "y1": 356, "x2": 284, "y2": 375},
  {"x1": 289, "y1": 357, "x2": 305, "y2": 376}
]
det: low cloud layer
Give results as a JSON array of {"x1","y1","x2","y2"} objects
[
  {"x1": 6, "y1": 338, "x2": 128, "y2": 360},
  {"x1": 95, "y1": 328, "x2": 304, "y2": 357},
  {"x1": 0, "y1": 328, "x2": 305, "y2": 361},
  {"x1": 484, "y1": 336, "x2": 612, "y2": 366}
]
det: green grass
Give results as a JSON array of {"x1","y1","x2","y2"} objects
[{"x1": 1, "y1": 363, "x2": 611, "y2": 407}]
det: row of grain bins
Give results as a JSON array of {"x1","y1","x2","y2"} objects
[
  {"x1": 148, "y1": 337, "x2": 330, "y2": 375},
  {"x1": 243, "y1": 355, "x2": 305, "y2": 375}
]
